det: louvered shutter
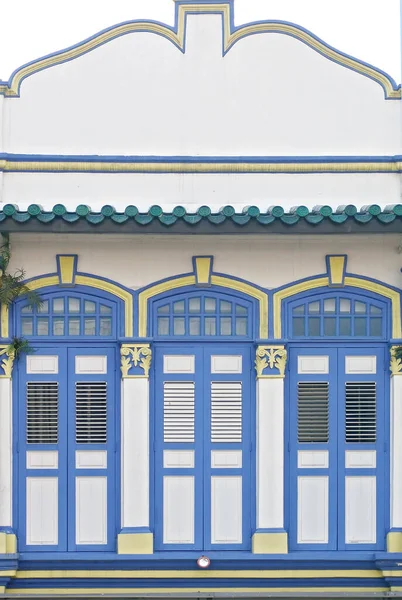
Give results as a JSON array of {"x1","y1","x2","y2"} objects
[
  {"x1": 163, "y1": 381, "x2": 195, "y2": 442},
  {"x1": 75, "y1": 382, "x2": 107, "y2": 444},
  {"x1": 345, "y1": 382, "x2": 376, "y2": 443},
  {"x1": 297, "y1": 382, "x2": 329, "y2": 443},
  {"x1": 211, "y1": 381, "x2": 242, "y2": 443},
  {"x1": 26, "y1": 382, "x2": 59, "y2": 444}
]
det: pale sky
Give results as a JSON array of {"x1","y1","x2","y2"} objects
[{"x1": 0, "y1": 0, "x2": 400, "y2": 82}]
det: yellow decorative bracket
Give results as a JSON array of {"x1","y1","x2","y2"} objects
[
  {"x1": 121, "y1": 344, "x2": 152, "y2": 378},
  {"x1": 0, "y1": 345, "x2": 14, "y2": 378},
  {"x1": 390, "y1": 346, "x2": 402, "y2": 376},
  {"x1": 255, "y1": 345, "x2": 287, "y2": 378}
]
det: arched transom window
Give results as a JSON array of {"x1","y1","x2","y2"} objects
[
  {"x1": 155, "y1": 294, "x2": 251, "y2": 337},
  {"x1": 19, "y1": 294, "x2": 115, "y2": 337},
  {"x1": 290, "y1": 295, "x2": 385, "y2": 338}
]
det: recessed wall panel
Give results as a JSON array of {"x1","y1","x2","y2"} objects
[
  {"x1": 76, "y1": 477, "x2": 107, "y2": 544},
  {"x1": 211, "y1": 476, "x2": 242, "y2": 544},
  {"x1": 163, "y1": 476, "x2": 194, "y2": 544},
  {"x1": 26, "y1": 477, "x2": 58, "y2": 545},
  {"x1": 297, "y1": 476, "x2": 328, "y2": 543}
]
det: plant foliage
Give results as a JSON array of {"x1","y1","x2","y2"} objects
[
  {"x1": 0, "y1": 234, "x2": 42, "y2": 308},
  {"x1": 6, "y1": 337, "x2": 35, "y2": 361}
]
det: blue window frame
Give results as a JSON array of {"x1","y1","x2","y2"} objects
[
  {"x1": 153, "y1": 293, "x2": 251, "y2": 338},
  {"x1": 18, "y1": 293, "x2": 116, "y2": 339},
  {"x1": 288, "y1": 294, "x2": 386, "y2": 339}
]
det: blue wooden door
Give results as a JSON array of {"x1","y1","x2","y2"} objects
[
  {"x1": 17, "y1": 346, "x2": 117, "y2": 551},
  {"x1": 154, "y1": 344, "x2": 252, "y2": 551},
  {"x1": 288, "y1": 345, "x2": 386, "y2": 551}
]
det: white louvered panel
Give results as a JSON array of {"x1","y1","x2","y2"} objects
[
  {"x1": 26, "y1": 382, "x2": 58, "y2": 444},
  {"x1": 211, "y1": 382, "x2": 242, "y2": 443},
  {"x1": 345, "y1": 382, "x2": 376, "y2": 443},
  {"x1": 297, "y1": 382, "x2": 329, "y2": 443},
  {"x1": 163, "y1": 382, "x2": 195, "y2": 443},
  {"x1": 76, "y1": 382, "x2": 107, "y2": 444}
]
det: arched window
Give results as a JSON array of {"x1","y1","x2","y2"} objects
[
  {"x1": 153, "y1": 292, "x2": 251, "y2": 338},
  {"x1": 288, "y1": 293, "x2": 386, "y2": 338},
  {"x1": 18, "y1": 293, "x2": 116, "y2": 338}
]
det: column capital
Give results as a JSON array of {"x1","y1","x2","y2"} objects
[
  {"x1": 255, "y1": 345, "x2": 287, "y2": 379},
  {"x1": 120, "y1": 343, "x2": 152, "y2": 378}
]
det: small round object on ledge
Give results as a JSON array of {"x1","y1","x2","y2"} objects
[{"x1": 197, "y1": 555, "x2": 210, "y2": 569}]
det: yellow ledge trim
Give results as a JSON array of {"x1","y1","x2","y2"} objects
[
  {"x1": 0, "y1": 2, "x2": 399, "y2": 99},
  {"x1": 6, "y1": 587, "x2": 388, "y2": 595},
  {"x1": 15, "y1": 569, "x2": 382, "y2": 579}
]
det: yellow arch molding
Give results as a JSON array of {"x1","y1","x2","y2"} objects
[
  {"x1": 273, "y1": 276, "x2": 401, "y2": 339},
  {"x1": 0, "y1": 2, "x2": 399, "y2": 99},
  {"x1": 138, "y1": 274, "x2": 268, "y2": 338},
  {"x1": 19, "y1": 274, "x2": 134, "y2": 338}
]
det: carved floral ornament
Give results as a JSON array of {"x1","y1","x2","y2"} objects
[
  {"x1": 120, "y1": 344, "x2": 152, "y2": 378},
  {"x1": 255, "y1": 346, "x2": 287, "y2": 378},
  {"x1": 0, "y1": 345, "x2": 14, "y2": 378}
]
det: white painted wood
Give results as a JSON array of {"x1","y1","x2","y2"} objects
[
  {"x1": 298, "y1": 450, "x2": 329, "y2": 469},
  {"x1": 26, "y1": 477, "x2": 58, "y2": 545},
  {"x1": 27, "y1": 451, "x2": 58, "y2": 469},
  {"x1": 76, "y1": 477, "x2": 107, "y2": 545},
  {"x1": 298, "y1": 476, "x2": 328, "y2": 543},
  {"x1": 164, "y1": 450, "x2": 194, "y2": 469},
  {"x1": 210, "y1": 355, "x2": 242, "y2": 374},
  {"x1": 345, "y1": 355, "x2": 376, "y2": 374},
  {"x1": 26, "y1": 355, "x2": 58, "y2": 374},
  {"x1": 345, "y1": 450, "x2": 376, "y2": 469},
  {"x1": 211, "y1": 476, "x2": 242, "y2": 544},
  {"x1": 76, "y1": 451, "x2": 107, "y2": 469},
  {"x1": 211, "y1": 450, "x2": 242, "y2": 469},
  {"x1": 391, "y1": 376, "x2": 402, "y2": 527},
  {"x1": 256, "y1": 378, "x2": 284, "y2": 529},
  {"x1": 163, "y1": 476, "x2": 194, "y2": 544},
  {"x1": 163, "y1": 355, "x2": 195, "y2": 374},
  {"x1": 345, "y1": 476, "x2": 376, "y2": 544},
  {"x1": 298, "y1": 356, "x2": 329, "y2": 374},
  {"x1": 0, "y1": 380, "x2": 12, "y2": 526},
  {"x1": 75, "y1": 355, "x2": 107, "y2": 374},
  {"x1": 121, "y1": 378, "x2": 149, "y2": 528}
]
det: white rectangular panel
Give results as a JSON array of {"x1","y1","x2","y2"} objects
[
  {"x1": 211, "y1": 450, "x2": 242, "y2": 468},
  {"x1": 163, "y1": 355, "x2": 195, "y2": 374},
  {"x1": 211, "y1": 355, "x2": 242, "y2": 374},
  {"x1": 26, "y1": 477, "x2": 58, "y2": 545},
  {"x1": 75, "y1": 355, "x2": 107, "y2": 374},
  {"x1": 163, "y1": 476, "x2": 194, "y2": 544},
  {"x1": 298, "y1": 451, "x2": 329, "y2": 469},
  {"x1": 76, "y1": 451, "x2": 107, "y2": 469},
  {"x1": 298, "y1": 356, "x2": 329, "y2": 374},
  {"x1": 76, "y1": 477, "x2": 107, "y2": 544},
  {"x1": 211, "y1": 476, "x2": 242, "y2": 544},
  {"x1": 298, "y1": 476, "x2": 328, "y2": 543},
  {"x1": 27, "y1": 451, "x2": 58, "y2": 470},
  {"x1": 345, "y1": 356, "x2": 377, "y2": 374},
  {"x1": 345, "y1": 476, "x2": 376, "y2": 544},
  {"x1": 27, "y1": 355, "x2": 58, "y2": 374},
  {"x1": 346, "y1": 451, "x2": 376, "y2": 469},
  {"x1": 164, "y1": 450, "x2": 194, "y2": 468}
]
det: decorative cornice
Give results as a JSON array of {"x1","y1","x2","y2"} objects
[
  {"x1": 255, "y1": 345, "x2": 287, "y2": 379},
  {"x1": 121, "y1": 344, "x2": 152, "y2": 378},
  {"x1": 0, "y1": 346, "x2": 14, "y2": 379},
  {"x1": 2, "y1": 155, "x2": 402, "y2": 174},
  {"x1": 1, "y1": 203, "x2": 402, "y2": 234},
  {"x1": 390, "y1": 346, "x2": 402, "y2": 376},
  {"x1": 0, "y1": 1, "x2": 399, "y2": 99}
]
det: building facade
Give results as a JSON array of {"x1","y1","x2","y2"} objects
[{"x1": 0, "y1": 0, "x2": 402, "y2": 596}]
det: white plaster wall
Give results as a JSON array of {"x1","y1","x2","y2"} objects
[
  {"x1": 2, "y1": 172, "x2": 400, "y2": 212},
  {"x1": 3, "y1": 13, "x2": 400, "y2": 156},
  {"x1": 8, "y1": 233, "x2": 402, "y2": 291}
]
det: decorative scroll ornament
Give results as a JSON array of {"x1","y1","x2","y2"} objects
[
  {"x1": 120, "y1": 344, "x2": 152, "y2": 378},
  {"x1": 255, "y1": 345, "x2": 287, "y2": 378},
  {"x1": 390, "y1": 346, "x2": 402, "y2": 376},
  {"x1": 0, "y1": 345, "x2": 14, "y2": 378}
]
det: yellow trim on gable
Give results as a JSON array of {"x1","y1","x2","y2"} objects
[
  {"x1": 0, "y1": 2, "x2": 399, "y2": 99},
  {"x1": 273, "y1": 275, "x2": 401, "y2": 339},
  {"x1": 25, "y1": 274, "x2": 133, "y2": 337}
]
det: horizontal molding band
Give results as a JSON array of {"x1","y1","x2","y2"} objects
[{"x1": 1, "y1": 154, "x2": 402, "y2": 173}]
